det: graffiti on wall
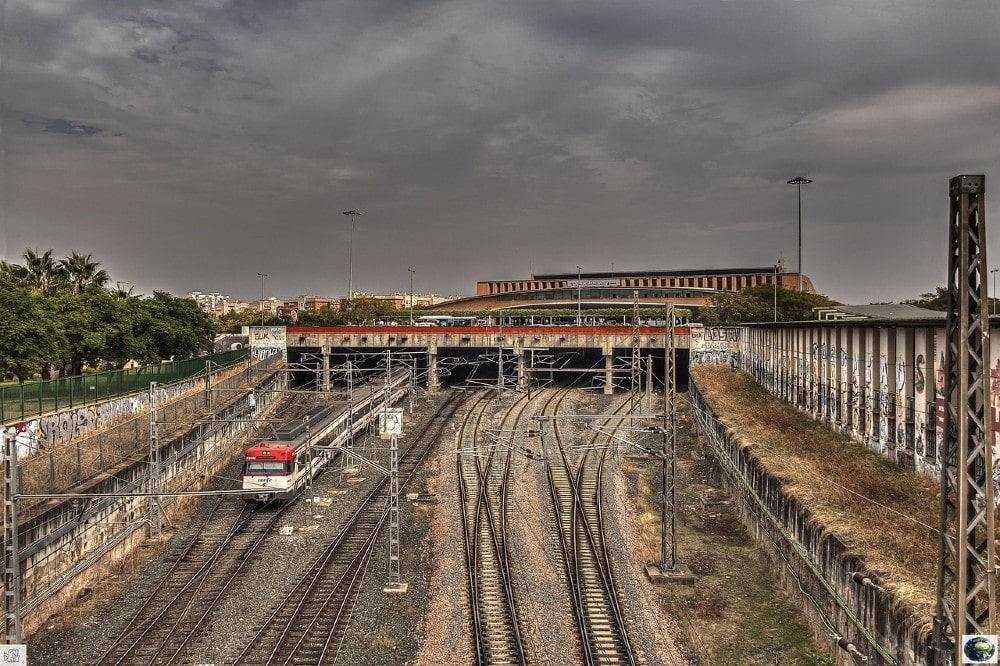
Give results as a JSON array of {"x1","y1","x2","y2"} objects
[
  {"x1": 3, "y1": 395, "x2": 147, "y2": 452},
  {"x1": 3, "y1": 419, "x2": 46, "y2": 458},
  {"x1": 250, "y1": 326, "x2": 287, "y2": 361},
  {"x1": 689, "y1": 326, "x2": 741, "y2": 367},
  {"x1": 913, "y1": 352, "x2": 926, "y2": 457}
]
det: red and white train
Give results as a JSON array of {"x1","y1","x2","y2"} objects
[{"x1": 242, "y1": 367, "x2": 411, "y2": 503}]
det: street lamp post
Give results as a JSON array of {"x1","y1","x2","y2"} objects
[
  {"x1": 787, "y1": 177, "x2": 812, "y2": 292},
  {"x1": 576, "y1": 265, "x2": 582, "y2": 325},
  {"x1": 257, "y1": 272, "x2": 267, "y2": 326},
  {"x1": 992, "y1": 268, "x2": 998, "y2": 316},
  {"x1": 408, "y1": 268, "x2": 415, "y2": 325},
  {"x1": 343, "y1": 210, "x2": 362, "y2": 303},
  {"x1": 773, "y1": 263, "x2": 778, "y2": 322}
]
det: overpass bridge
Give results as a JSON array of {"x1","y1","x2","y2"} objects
[
  {"x1": 251, "y1": 324, "x2": 734, "y2": 395},
  {"x1": 245, "y1": 314, "x2": 983, "y2": 483}
]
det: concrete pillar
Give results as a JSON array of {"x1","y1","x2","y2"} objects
[
  {"x1": 429, "y1": 352, "x2": 441, "y2": 393},
  {"x1": 517, "y1": 350, "x2": 528, "y2": 392},
  {"x1": 604, "y1": 353, "x2": 614, "y2": 395}
]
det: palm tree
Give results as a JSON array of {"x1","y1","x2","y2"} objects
[
  {"x1": 21, "y1": 248, "x2": 66, "y2": 296},
  {"x1": 109, "y1": 282, "x2": 138, "y2": 300},
  {"x1": 59, "y1": 251, "x2": 110, "y2": 295},
  {"x1": 0, "y1": 259, "x2": 27, "y2": 284}
]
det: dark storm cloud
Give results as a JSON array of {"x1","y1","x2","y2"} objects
[
  {"x1": 23, "y1": 118, "x2": 102, "y2": 136},
  {"x1": 3, "y1": 0, "x2": 1000, "y2": 306}
]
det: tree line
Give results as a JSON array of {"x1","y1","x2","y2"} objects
[
  {"x1": 0, "y1": 249, "x2": 214, "y2": 383},
  {"x1": 214, "y1": 296, "x2": 404, "y2": 332},
  {"x1": 699, "y1": 284, "x2": 841, "y2": 325}
]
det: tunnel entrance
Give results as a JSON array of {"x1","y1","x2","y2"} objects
[{"x1": 286, "y1": 346, "x2": 689, "y2": 393}]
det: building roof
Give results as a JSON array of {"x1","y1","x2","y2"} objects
[
  {"x1": 814, "y1": 303, "x2": 946, "y2": 321},
  {"x1": 526, "y1": 266, "x2": 785, "y2": 281}
]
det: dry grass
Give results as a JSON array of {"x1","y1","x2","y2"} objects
[
  {"x1": 690, "y1": 366, "x2": 939, "y2": 621},
  {"x1": 625, "y1": 411, "x2": 833, "y2": 665}
]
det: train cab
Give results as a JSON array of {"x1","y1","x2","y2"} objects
[{"x1": 242, "y1": 443, "x2": 299, "y2": 502}]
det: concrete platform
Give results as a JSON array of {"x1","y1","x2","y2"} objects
[{"x1": 645, "y1": 563, "x2": 696, "y2": 584}]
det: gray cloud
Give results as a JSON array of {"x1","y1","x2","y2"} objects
[
  {"x1": 23, "y1": 118, "x2": 103, "y2": 136},
  {"x1": 3, "y1": 0, "x2": 1000, "y2": 306}
]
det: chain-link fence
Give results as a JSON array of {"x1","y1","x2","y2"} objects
[
  {"x1": 0, "y1": 349, "x2": 250, "y2": 424},
  {"x1": 15, "y1": 352, "x2": 280, "y2": 514}
]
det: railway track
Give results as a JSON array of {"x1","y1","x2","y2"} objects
[
  {"x1": 91, "y1": 481, "x2": 290, "y2": 665},
  {"x1": 232, "y1": 389, "x2": 473, "y2": 665},
  {"x1": 457, "y1": 390, "x2": 538, "y2": 665},
  {"x1": 90, "y1": 394, "x2": 333, "y2": 665},
  {"x1": 544, "y1": 394, "x2": 637, "y2": 666}
]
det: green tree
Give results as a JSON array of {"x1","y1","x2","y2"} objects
[
  {"x1": 903, "y1": 286, "x2": 948, "y2": 312},
  {"x1": 59, "y1": 251, "x2": 110, "y2": 295},
  {"x1": 338, "y1": 297, "x2": 398, "y2": 325},
  {"x1": 0, "y1": 279, "x2": 66, "y2": 382},
  {"x1": 215, "y1": 309, "x2": 263, "y2": 334},
  {"x1": 54, "y1": 289, "x2": 140, "y2": 372},
  {"x1": 700, "y1": 285, "x2": 840, "y2": 325},
  {"x1": 20, "y1": 248, "x2": 67, "y2": 296},
  {"x1": 138, "y1": 292, "x2": 214, "y2": 361}
]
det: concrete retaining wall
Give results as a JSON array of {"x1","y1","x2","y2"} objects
[
  {"x1": 689, "y1": 380, "x2": 931, "y2": 666},
  {"x1": 10, "y1": 360, "x2": 286, "y2": 635}
]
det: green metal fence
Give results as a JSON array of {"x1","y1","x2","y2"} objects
[{"x1": 1, "y1": 348, "x2": 250, "y2": 424}]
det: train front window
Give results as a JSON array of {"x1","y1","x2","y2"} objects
[{"x1": 246, "y1": 461, "x2": 288, "y2": 475}]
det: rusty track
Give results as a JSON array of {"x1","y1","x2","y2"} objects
[
  {"x1": 231, "y1": 390, "x2": 473, "y2": 665},
  {"x1": 544, "y1": 394, "x2": 637, "y2": 666},
  {"x1": 457, "y1": 389, "x2": 540, "y2": 665}
]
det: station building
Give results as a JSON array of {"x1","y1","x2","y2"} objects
[{"x1": 432, "y1": 265, "x2": 813, "y2": 312}]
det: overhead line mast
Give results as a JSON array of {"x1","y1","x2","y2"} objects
[{"x1": 933, "y1": 174, "x2": 996, "y2": 664}]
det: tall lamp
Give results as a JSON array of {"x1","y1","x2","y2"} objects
[
  {"x1": 343, "y1": 210, "x2": 362, "y2": 303},
  {"x1": 787, "y1": 177, "x2": 812, "y2": 292}
]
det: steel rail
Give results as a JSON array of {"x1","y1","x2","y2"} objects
[
  {"x1": 547, "y1": 394, "x2": 637, "y2": 666},
  {"x1": 232, "y1": 390, "x2": 471, "y2": 665}
]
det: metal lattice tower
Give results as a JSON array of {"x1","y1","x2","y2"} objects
[
  {"x1": 385, "y1": 351, "x2": 402, "y2": 587},
  {"x1": 631, "y1": 291, "x2": 641, "y2": 404},
  {"x1": 388, "y1": 433, "x2": 401, "y2": 586},
  {"x1": 933, "y1": 174, "x2": 996, "y2": 664},
  {"x1": 148, "y1": 382, "x2": 162, "y2": 538},
  {"x1": 3, "y1": 431, "x2": 22, "y2": 643},
  {"x1": 660, "y1": 303, "x2": 678, "y2": 571}
]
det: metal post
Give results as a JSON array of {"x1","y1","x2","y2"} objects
[
  {"x1": 933, "y1": 174, "x2": 996, "y2": 664},
  {"x1": 204, "y1": 360, "x2": 212, "y2": 409},
  {"x1": 408, "y1": 268, "x2": 415, "y2": 325},
  {"x1": 787, "y1": 177, "x2": 812, "y2": 292},
  {"x1": 661, "y1": 303, "x2": 677, "y2": 571},
  {"x1": 576, "y1": 265, "x2": 582, "y2": 325},
  {"x1": 343, "y1": 359, "x2": 355, "y2": 470},
  {"x1": 148, "y1": 382, "x2": 162, "y2": 538},
  {"x1": 3, "y1": 431, "x2": 22, "y2": 644},
  {"x1": 992, "y1": 268, "x2": 998, "y2": 316},
  {"x1": 773, "y1": 262, "x2": 778, "y2": 322},
  {"x1": 388, "y1": 432, "x2": 400, "y2": 587},
  {"x1": 631, "y1": 291, "x2": 641, "y2": 417},
  {"x1": 257, "y1": 272, "x2": 267, "y2": 326},
  {"x1": 497, "y1": 313, "x2": 504, "y2": 402},
  {"x1": 304, "y1": 416, "x2": 313, "y2": 497}
]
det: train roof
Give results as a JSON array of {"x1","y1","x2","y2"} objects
[{"x1": 266, "y1": 403, "x2": 336, "y2": 441}]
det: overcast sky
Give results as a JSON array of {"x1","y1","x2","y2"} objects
[{"x1": 3, "y1": 0, "x2": 1000, "y2": 305}]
